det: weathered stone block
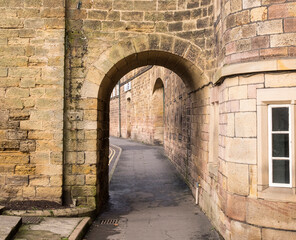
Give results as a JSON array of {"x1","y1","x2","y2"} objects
[
  {"x1": 136, "y1": 1, "x2": 158, "y2": 11},
  {"x1": 0, "y1": 153, "x2": 29, "y2": 164},
  {"x1": 235, "y1": 112, "x2": 256, "y2": 137},
  {"x1": 65, "y1": 175, "x2": 85, "y2": 186},
  {"x1": 270, "y1": 33, "x2": 296, "y2": 47},
  {"x1": 28, "y1": 131, "x2": 53, "y2": 140},
  {"x1": 230, "y1": 220, "x2": 261, "y2": 240},
  {"x1": 43, "y1": 0, "x2": 64, "y2": 8},
  {"x1": 268, "y1": 2, "x2": 296, "y2": 19},
  {"x1": 169, "y1": 22, "x2": 183, "y2": 32},
  {"x1": 246, "y1": 198, "x2": 296, "y2": 230},
  {"x1": 36, "y1": 186, "x2": 62, "y2": 198},
  {"x1": 6, "y1": 176, "x2": 29, "y2": 186},
  {"x1": 0, "y1": 165, "x2": 15, "y2": 174},
  {"x1": 35, "y1": 164, "x2": 62, "y2": 176},
  {"x1": 50, "y1": 152, "x2": 63, "y2": 165},
  {"x1": 265, "y1": 72, "x2": 296, "y2": 87},
  {"x1": 251, "y1": 7, "x2": 267, "y2": 22},
  {"x1": 29, "y1": 176, "x2": 50, "y2": 186},
  {"x1": 24, "y1": 0, "x2": 42, "y2": 7},
  {"x1": 20, "y1": 78, "x2": 35, "y2": 88},
  {"x1": 262, "y1": 228, "x2": 296, "y2": 240},
  {"x1": 20, "y1": 140, "x2": 36, "y2": 152},
  {"x1": 284, "y1": 18, "x2": 296, "y2": 33},
  {"x1": 226, "y1": 194, "x2": 247, "y2": 221},
  {"x1": 72, "y1": 186, "x2": 96, "y2": 197},
  {"x1": 15, "y1": 165, "x2": 36, "y2": 175},
  {"x1": 86, "y1": 175, "x2": 96, "y2": 185},
  {"x1": 72, "y1": 165, "x2": 96, "y2": 175},
  {"x1": 229, "y1": 85, "x2": 247, "y2": 100},
  {"x1": 6, "y1": 88, "x2": 30, "y2": 98},
  {"x1": 7, "y1": 130, "x2": 27, "y2": 140},
  {"x1": 24, "y1": 19, "x2": 44, "y2": 29},
  {"x1": 11, "y1": 108, "x2": 31, "y2": 121},
  {"x1": 50, "y1": 175, "x2": 62, "y2": 186},
  {"x1": 257, "y1": 20, "x2": 283, "y2": 35},
  {"x1": 36, "y1": 140, "x2": 62, "y2": 152},
  {"x1": 23, "y1": 186, "x2": 36, "y2": 198},
  {"x1": 45, "y1": 19, "x2": 64, "y2": 29},
  {"x1": 240, "y1": 99, "x2": 256, "y2": 112},
  {"x1": 20, "y1": 121, "x2": 43, "y2": 130},
  {"x1": 0, "y1": 57, "x2": 28, "y2": 67},
  {"x1": 0, "y1": 18, "x2": 23, "y2": 28},
  {"x1": 227, "y1": 162, "x2": 249, "y2": 195},
  {"x1": 0, "y1": 140, "x2": 19, "y2": 151},
  {"x1": 225, "y1": 137, "x2": 256, "y2": 164},
  {"x1": 0, "y1": 68, "x2": 8, "y2": 77},
  {"x1": 35, "y1": 98, "x2": 63, "y2": 110},
  {"x1": 121, "y1": 12, "x2": 144, "y2": 21}
]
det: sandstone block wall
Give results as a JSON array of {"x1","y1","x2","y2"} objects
[
  {"x1": 0, "y1": 0, "x2": 295, "y2": 239},
  {"x1": 0, "y1": 0, "x2": 65, "y2": 202},
  {"x1": 110, "y1": 66, "x2": 165, "y2": 145},
  {"x1": 204, "y1": 72, "x2": 296, "y2": 239},
  {"x1": 216, "y1": 0, "x2": 296, "y2": 66}
]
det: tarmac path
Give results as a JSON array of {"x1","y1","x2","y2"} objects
[{"x1": 84, "y1": 137, "x2": 221, "y2": 240}]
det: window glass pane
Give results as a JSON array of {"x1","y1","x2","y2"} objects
[
  {"x1": 272, "y1": 160, "x2": 290, "y2": 184},
  {"x1": 272, "y1": 134, "x2": 289, "y2": 157},
  {"x1": 272, "y1": 107, "x2": 289, "y2": 131}
]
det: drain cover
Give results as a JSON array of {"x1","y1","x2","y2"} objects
[
  {"x1": 100, "y1": 219, "x2": 119, "y2": 225},
  {"x1": 22, "y1": 216, "x2": 42, "y2": 224}
]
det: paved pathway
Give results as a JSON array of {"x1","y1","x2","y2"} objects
[{"x1": 85, "y1": 137, "x2": 221, "y2": 240}]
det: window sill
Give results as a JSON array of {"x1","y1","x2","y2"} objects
[{"x1": 258, "y1": 186, "x2": 296, "y2": 202}]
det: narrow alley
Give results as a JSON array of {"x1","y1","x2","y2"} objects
[{"x1": 84, "y1": 137, "x2": 221, "y2": 240}]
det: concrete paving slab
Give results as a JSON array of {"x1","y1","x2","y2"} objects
[
  {"x1": 13, "y1": 217, "x2": 83, "y2": 240},
  {"x1": 0, "y1": 215, "x2": 22, "y2": 240}
]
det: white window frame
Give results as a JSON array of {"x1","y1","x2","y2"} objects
[
  {"x1": 257, "y1": 88, "x2": 296, "y2": 200},
  {"x1": 268, "y1": 104, "x2": 292, "y2": 188},
  {"x1": 124, "y1": 81, "x2": 131, "y2": 92}
]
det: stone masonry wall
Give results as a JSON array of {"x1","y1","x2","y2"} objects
[
  {"x1": 63, "y1": 0, "x2": 216, "y2": 208},
  {"x1": 202, "y1": 72, "x2": 296, "y2": 239},
  {"x1": 110, "y1": 66, "x2": 165, "y2": 145},
  {"x1": 0, "y1": 0, "x2": 65, "y2": 202},
  {"x1": 0, "y1": 0, "x2": 296, "y2": 239},
  {"x1": 216, "y1": 0, "x2": 296, "y2": 67}
]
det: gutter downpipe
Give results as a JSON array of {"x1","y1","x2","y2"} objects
[{"x1": 118, "y1": 82, "x2": 121, "y2": 137}]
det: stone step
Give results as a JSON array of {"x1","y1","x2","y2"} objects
[{"x1": 0, "y1": 216, "x2": 22, "y2": 240}]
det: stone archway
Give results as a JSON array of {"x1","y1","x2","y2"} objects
[{"x1": 66, "y1": 33, "x2": 209, "y2": 209}]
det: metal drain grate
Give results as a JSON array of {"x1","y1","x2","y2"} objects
[
  {"x1": 22, "y1": 216, "x2": 42, "y2": 224},
  {"x1": 100, "y1": 219, "x2": 119, "y2": 225}
]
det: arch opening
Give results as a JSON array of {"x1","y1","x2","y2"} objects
[{"x1": 95, "y1": 49, "x2": 206, "y2": 208}]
